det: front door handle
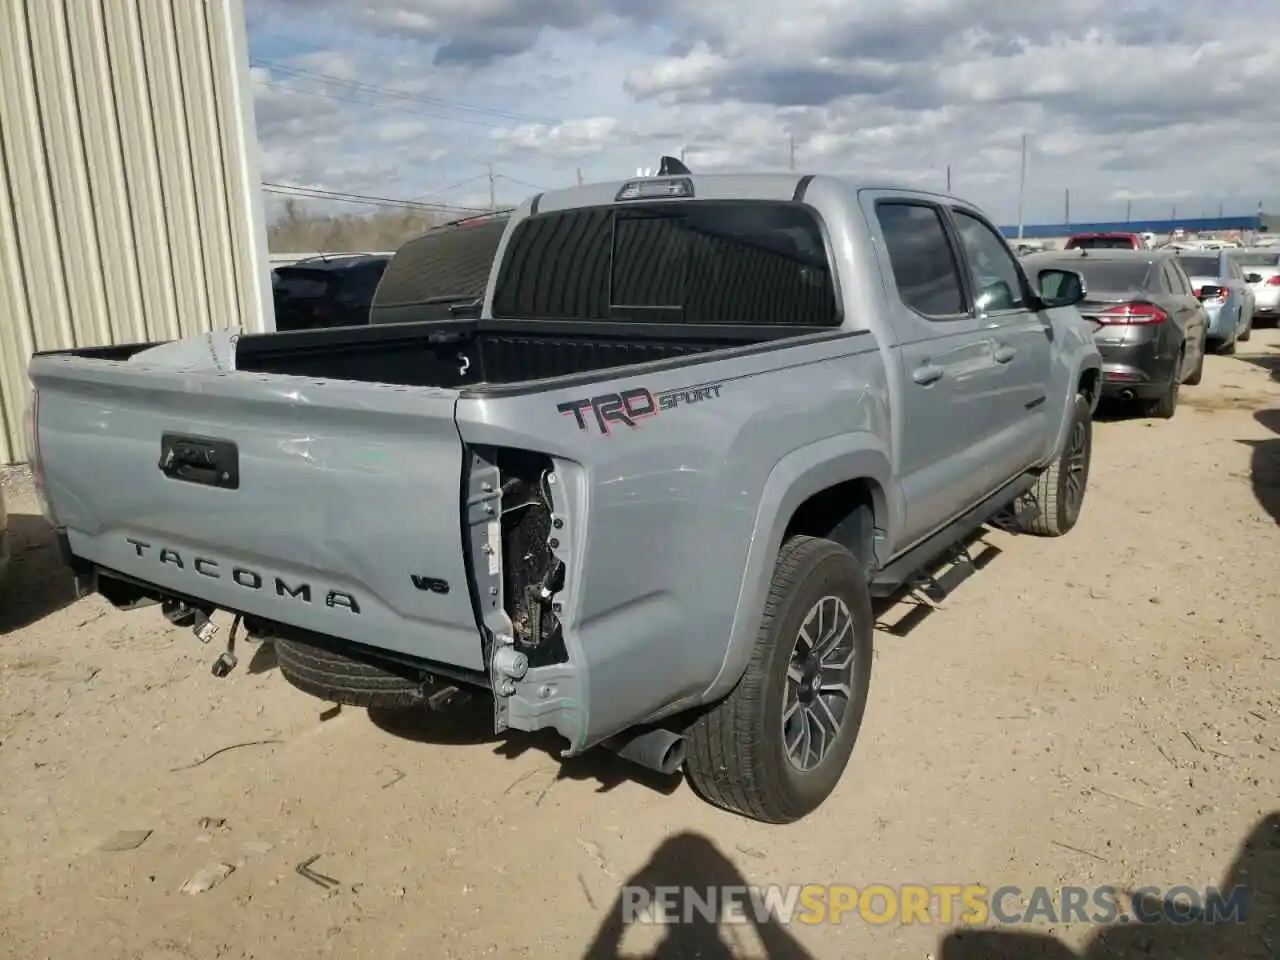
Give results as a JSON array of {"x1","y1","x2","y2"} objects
[
  {"x1": 994, "y1": 344, "x2": 1017, "y2": 364},
  {"x1": 912, "y1": 363, "x2": 944, "y2": 386}
]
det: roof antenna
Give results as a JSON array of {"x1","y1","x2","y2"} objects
[{"x1": 657, "y1": 155, "x2": 691, "y2": 176}]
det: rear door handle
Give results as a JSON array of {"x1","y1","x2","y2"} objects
[
  {"x1": 912, "y1": 363, "x2": 944, "y2": 386},
  {"x1": 994, "y1": 344, "x2": 1017, "y2": 364}
]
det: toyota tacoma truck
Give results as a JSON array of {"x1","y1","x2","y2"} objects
[{"x1": 26, "y1": 166, "x2": 1101, "y2": 824}]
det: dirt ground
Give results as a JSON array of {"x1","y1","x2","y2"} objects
[{"x1": 2, "y1": 331, "x2": 1278, "y2": 960}]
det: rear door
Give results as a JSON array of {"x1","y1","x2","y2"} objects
[
  {"x1": 862, "y1": 194, "x2": 1000, "y2": 548},
  {"x1": 944, "y1": 205, "x2": 1054, "y2": 479}
]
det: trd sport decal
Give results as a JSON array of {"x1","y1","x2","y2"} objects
[{"x1": 557, "y1": 381, "x2": 724, "y2": 435}]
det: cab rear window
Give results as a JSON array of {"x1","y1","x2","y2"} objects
[{"x1": 490, "y1": 201, "x2": 840, "y2": 328}]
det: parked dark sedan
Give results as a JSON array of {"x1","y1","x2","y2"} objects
[
  {"x1": 1025, "y1": 249, "x2": 1208, "y2": 418},
  {"x1": 272, "y1": 254, "x2": 391, "y2": 332}
]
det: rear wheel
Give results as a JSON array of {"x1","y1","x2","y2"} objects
[
  {"x1": 1143, "y1": 355, "x2": 1181, "y2": 419},
  {"x1": 684, "y1": 536, "x2": 874, "y2": 824},
  {"x1": 1019, "y1": 393, "x2": 1092, "y2": 537},
  {"x1": 1184, "y1": 338, "x2": 1205, "y2": 386},
  {"x1": 1239, "y1": 314, "x2": 1252, "y2": 342}
]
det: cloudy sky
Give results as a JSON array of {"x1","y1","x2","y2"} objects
[{"x1": 245, "y1": 0, "x2": 1280, "y2": 228}]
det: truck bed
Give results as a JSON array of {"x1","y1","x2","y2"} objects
[{"x1": 49, "y1": 318, "x2": 805, "y2": 391}]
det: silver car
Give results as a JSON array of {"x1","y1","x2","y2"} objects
[
  {"x1": 1229, "y1": 248, "x2": 1280, "y2": 327},
  {"x1": 1173, "y1": 250, "x2": 1256, "y2": 352}
]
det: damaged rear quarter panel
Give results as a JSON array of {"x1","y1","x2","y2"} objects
[{"x1": 456, "y1": 330, "x2": 889, "y2": 749}]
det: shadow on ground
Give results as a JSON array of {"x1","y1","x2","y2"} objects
[
  {"x1": 1239, "y1": 410, "x2": 1280, "y2": 525},
  {"x1": 0, "y1": 511, "x2": 78, "y2": 634},
  {"x1": 367, "y1": 692, "x2": 686, "y2": 800},
  {"x1": 583, "y1": 832, "x2": 817, "y2": 959},
  {"x1": 937, "y1": 811, "x2": 1280, "y2": 959},
  {"x1": 1237, "y1": 350, "x2": 1280, "y2": 382}
]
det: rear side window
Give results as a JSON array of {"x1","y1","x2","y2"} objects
[
  {"x1": 274, "y1": 270, "x2": 330, "y2": 299},
  {"x1": 1178, "y1": 255, "x2": 1220, "y2": 277},
  {"x1": 874, "y1": 202, "x2": 965, "y2": 317},
  {"x1": 335, "y1": 261, "x2": 389, "y2": 305},
  {"x1": 490, "y1": 201, "x2": 840, "y2": 327}
]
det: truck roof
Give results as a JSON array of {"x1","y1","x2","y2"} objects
[{"x1": 526, "y1": 172, "x2": 929, "y2": 214}]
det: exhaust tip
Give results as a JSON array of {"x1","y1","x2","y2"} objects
[{"x1": 658, "y1": 738, "x2": 687, "y2": 776}]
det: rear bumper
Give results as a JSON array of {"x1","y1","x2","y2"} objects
[{"x1": 1098, "y1": 338, "x2": 1176, "y2": 398}]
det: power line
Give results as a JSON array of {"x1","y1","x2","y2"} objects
[
  {"x1": 253, "y1": 59, "x2": 562, "y2": 126},
  {"x1": 496, "y1": 173, "x2": 552, "y2": 192},
  {"x1": 262, "y1": 181, "x2": 488, "y2": 213}
]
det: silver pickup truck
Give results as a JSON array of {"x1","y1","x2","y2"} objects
[{"x1": 27, "y1": 167, "x2": 1101, "y2": 823}]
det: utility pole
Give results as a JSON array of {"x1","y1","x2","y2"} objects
[
  {"x1": 680, "y1": 146, "x2": 686, "y2": 164},
  {"x1": 1125, "y1": 199, "x2": 1132, "y2": 223},
  {"x1": 1218, "y1": 201, "x2": 1224, "y2": 219},
  {"x1": 487, "y1": 163, "x2": 496, "y2": 211},
  {"x1": 576, "y1": 167, "x2": 584, "y2": 185},
  {"x1": 1016, "y1": 133, "x2": 1027, "y2": 240},
  {"x1": 788, "y1": 134, "x2": 795, "y2": 171},
  {"x1": 945, "y1": 165, "x2": 951, "y2": 192},
  {"x1": 1064, "y1": 188, "x2": 1070, "y2": 232}
]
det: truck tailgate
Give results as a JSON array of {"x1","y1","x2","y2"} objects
[{"x1": 29, "y1": 356, "x2": 486, "y2": 671}]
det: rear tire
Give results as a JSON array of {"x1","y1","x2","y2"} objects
[
  {"x1": 275, "y1": 637, "x2": 426, "y2": 710},
  {"x1": 684, "y1": 536, "x2": 874, "y2": 824},
  {"x1": 1239, "y1": 315, "x2": 1252, "y2": 342},
  {"x1": 1184, "y1": 339, "x2": 1205, "y2": 386},
  {"x1": 1144, "y1": 357, "x2": 1181, "y2": 419},
  {"x1": 1019, "y1": 393, "x2": 1092, "y2": 537}
]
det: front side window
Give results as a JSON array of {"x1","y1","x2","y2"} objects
[
  {"x1": 491, "y1": 201, "x2": 839, "y2": 327},
  {"x1": 951, "y1": 210, "x2": 1026, "y2": 311}
]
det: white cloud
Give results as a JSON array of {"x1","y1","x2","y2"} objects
[{"x1": 247, "y1": 0, "x2": 1280, "y2": 226}]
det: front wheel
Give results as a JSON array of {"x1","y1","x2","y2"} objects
[
  {"x1": 684, "y1": 536, "x2": 874, "y2": 824},
  {"x1": 1019, "y1": 393, "x2": 1092, "y2": 537}
]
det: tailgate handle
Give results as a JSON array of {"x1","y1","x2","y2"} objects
[{"x1": 159, "y1": 433, "x2": 240, "y2": 490}]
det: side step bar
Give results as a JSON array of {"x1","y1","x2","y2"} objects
[{"x1": 870, "y1": 472, "x2": 1039, "y2": 599}]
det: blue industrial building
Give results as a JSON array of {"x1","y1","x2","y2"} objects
[{"x1": 997, "y1": 215, "x2": 1264, "y2": 239}]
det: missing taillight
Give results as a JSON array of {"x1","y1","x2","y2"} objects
[{"x1": 496, "y1": 449, "x2": 568, "y2": 668}]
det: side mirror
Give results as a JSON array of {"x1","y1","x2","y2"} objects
[
  {"x1": 1245, "y1": 272, "x2": 1263, "y2": 284},
  {"x1": 1036, "y1": 268, "x2": 1087, "y2": 308}
]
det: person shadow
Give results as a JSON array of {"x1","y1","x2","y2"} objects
[
  {"x1": 937, "y1": 810, "x2": 1279, "y2": 959},
  {"x1": 582, "y1": 832, "x2": 817, "y2": 959}
]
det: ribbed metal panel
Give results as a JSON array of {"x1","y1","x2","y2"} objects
[{"x1": 0, "y1": 0, "x2": 270, "y2": 463}]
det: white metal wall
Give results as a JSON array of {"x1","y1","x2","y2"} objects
[{"x1": 0, "y1": 0, "x2": 272, "y2": 464}]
